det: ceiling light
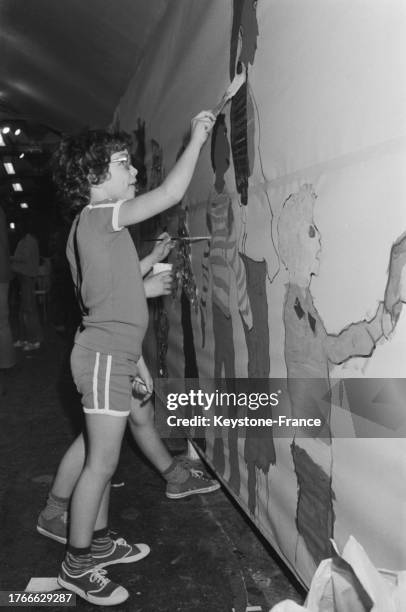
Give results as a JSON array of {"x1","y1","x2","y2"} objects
[
  {"x1": 14, "y1": 128, "x2": 21, "y2": 136},
  {"x1": 20, "y1": 202, "x2": 29, "y2": 209},
  {"x1": 12, "y1": 183, "x2": 23, "y2": 192},
  {"x1": 2, "y1": 127, "x2": 10, "y2": 134},
  {"x1": 4, "y1": 162, "x2": 15, "y2": 174},
  {"x1": 9, "y1": 222, "x2": 15, "y2": 230},
  {"x1": 19, "y1": 153, "x2": 25, "y2": 159}
]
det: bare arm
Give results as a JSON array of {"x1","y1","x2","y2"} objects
[{"x1": 118, "y1": 111, "x2": 214, "y2": 228}]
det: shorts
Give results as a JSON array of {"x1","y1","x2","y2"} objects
[{"x1": 71, "y1": 344, "x2": 140, "y2": 417}]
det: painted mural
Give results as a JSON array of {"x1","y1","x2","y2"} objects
[
  {"x1": 229, "y1": 0, "x2": 279, "y2": 379},
  {"x1": 278, "y1": 184, "x2": 392, "y2": 569},
  {"x1": 115, "y1": 0, "x2": 406, "y2": 587}
]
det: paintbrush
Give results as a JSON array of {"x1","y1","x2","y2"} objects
[
  {"x1": 211, "y1": 65, "x2": 246, "y2": 117},
  {"x1": 142, "y1": 236, "x2": 210, "y2": 242}
]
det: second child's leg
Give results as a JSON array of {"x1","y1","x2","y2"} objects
[
  {"x1": 53, "y1": 434, "x2": 86, "y2": 498},
  {"x1": 94, "y1": 482, "x2": 111, "y2": 531},
  {"x1": 128, "y1": 398, "x2": 172, "y2": 472},
  {"x1": 38, "y1": 434, "x2": 111, "y2": 543},
  {"x1": 38, "y1": 396, "x2": 221, "y2": 547},
  {"x1": 37, "y1": 435, "x2": 85, "y2": 543},
  {"x1": 129, "y1": 398, "x2": 220, "y2": 499}
]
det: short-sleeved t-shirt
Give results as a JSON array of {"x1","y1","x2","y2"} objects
[{"x1": 66, "y1": 200, "x2": 148, "y2": 360}]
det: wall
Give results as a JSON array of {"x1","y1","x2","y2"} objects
[{"x1": 115, "y1": 0, "x2": 406, "y2": 586}]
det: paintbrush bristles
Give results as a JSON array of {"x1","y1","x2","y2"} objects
[
  {"x1": 212, "y1": 64, "x2": 246, "y2": 117},
  {"x1": 225, "y1": 69, "x2": 246, "y2": 98}
]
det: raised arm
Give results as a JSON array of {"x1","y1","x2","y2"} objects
[{"x1": 118, "y1": 111, "x2": 215, "y2": 228}]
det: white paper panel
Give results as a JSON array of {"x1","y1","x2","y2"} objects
[{"x1": 117, "y1": 0, "x2": 406, "y2": 586}]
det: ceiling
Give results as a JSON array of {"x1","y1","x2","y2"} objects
[
  {"x1": 0, "y1": 0, "x2": 170, "y2": 226},
  {"x1": 0, "y1": 0, "x2": 170, "y2": 132}
]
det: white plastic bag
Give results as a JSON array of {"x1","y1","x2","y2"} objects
[{"x1": 269, "y1": 537, "x2": 406, "y2": 612}]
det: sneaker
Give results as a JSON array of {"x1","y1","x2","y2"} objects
[
  {"x1": 37, "y1": 511, "x2": 68, "y2": 544},
  {"x1": 93, "y1": 537, "x2": 150, "y2": 569},
  {"x1": 173, "y1": 454, "x2": 204, "y2": 471},
  {"x1": 166, "y1": 468, "x2": 220, "y2": 499},
  {"x1": 58, "y1": 564, "x2": 128, "y2": 606},
  {"x1": 23, "y1": 341, "x2": 41, "y2": 351}
]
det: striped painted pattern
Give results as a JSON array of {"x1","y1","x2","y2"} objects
[{"x1": 201, "y1": 194, "x2": 252, "y2": 329}]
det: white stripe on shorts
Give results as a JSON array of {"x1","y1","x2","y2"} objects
[
  {"x1": 104, "y1": 354, "x2": 112, "y2": 410},
  {"x1": 86, "y1": 351, "x2": 128, "y2": 416},
  {"x1": 93, "y1": 352, "x2": 100, "y2": 410}
]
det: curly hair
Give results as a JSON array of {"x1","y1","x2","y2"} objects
[{"x1": 53, "y1": 130, "x2": 132, "y2": 217}]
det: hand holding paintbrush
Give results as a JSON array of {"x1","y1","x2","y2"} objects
[
  {"x1": 181, "y1": 65, "x2": 247, "y2": 147},
  {"x1": 211, "y1": 63, "x2": 246, "y2": 117},
  {"x1": 143, "y1": 72, "x2": 247, "y2": 245}
]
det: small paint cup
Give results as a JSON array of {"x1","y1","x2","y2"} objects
[{"x1": 153, "y1": 263, "x2": 173, "y2": 274}]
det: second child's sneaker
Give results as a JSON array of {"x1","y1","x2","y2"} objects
[
  {"x1": 166, "y1": 468, "x2": 220, "y2": 499},
  {"x1": 37, "y1": 511, "x2": 68, "y2": 544},
  {"x1": 58, "y1": 564, "x2": 128, "y2": 606},
  {"x1": 93, "y1": 537, "x2": 150, "y2": 569},
  {"x1": 173, "y1": 454, "x2": 205, "y2": 471}
]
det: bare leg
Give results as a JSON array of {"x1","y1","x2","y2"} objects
[
  {"x1": 45, "y1": 396, "x2": 173, "y2": 534},
  {"x1": 94, "y1": 483, "x2": 111, "y2": 531},
  {"x1": 51, "y1": 399, "x2": 172, "y2": 503},
  {"x1": 69, "y1": 413, "x2": 127, "y2": 548},
  {"x1": 52, "y1": 434, "x2": 86, "y2": 498},
  {"x1": 128, "y1": 397, "x2": 172, "y2": 473},
  {"x1": 50, "y1": 434, "x2": 110, "y2": 531}
]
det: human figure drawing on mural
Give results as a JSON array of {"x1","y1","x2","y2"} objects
[
  {"x1": 230, "y1": 0, "x2": 279, "y2": 379},
  {"x1": 201, "y1": 113, "x2": 253, "y2": 487},
  {"x1": 218, "y1": 0, "x2": 279, "y2": 508},
  {"x1": 277, "y1": 183, "x2": 394, "y2": 566},
  {"x1": 384, "y1": 231, "x2": 406, "y2": 331},
  {"x1": 202, "y1": 114, "x2": 253, "y2": 377}
]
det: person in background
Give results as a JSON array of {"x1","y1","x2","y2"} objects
[
  {"x1": 11, "y1": 214, "x2": 43, "y2": 351},
  {"x1": 0, "y1": 204, "x2": 16, "y2": 395}
]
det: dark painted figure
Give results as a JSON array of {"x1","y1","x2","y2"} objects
[
  {"x1": 229, "y1": 0, "x2": 259, "y2": 206},
  {"x1": 228, "y1": 0, "x2": 277, "y2": 513},
  {"x1": 229, "y1": 0, "x2": 272, "y2": 379},
  {"x1": 202, "y1": 114, "x2": 253, "y2": 487}
]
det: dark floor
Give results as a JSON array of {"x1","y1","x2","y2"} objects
[{"x1": 0, "y1": 327, "x2": 305, "y2": 612}]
